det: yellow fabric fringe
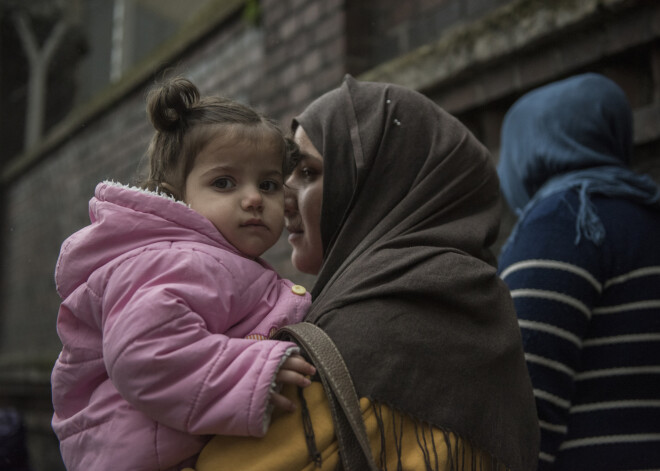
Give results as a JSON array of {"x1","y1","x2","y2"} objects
[{"x1": 188, "y1": 382, "x2": 495, "y2": 471}]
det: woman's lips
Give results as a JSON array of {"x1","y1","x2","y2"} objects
[{"x1": 286, "y1": 225, "x2": 303, "y2": 243}]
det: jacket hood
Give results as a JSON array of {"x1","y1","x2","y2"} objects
[{"x1": 55, "y1": 181, "x2": 239, "y2": 298}]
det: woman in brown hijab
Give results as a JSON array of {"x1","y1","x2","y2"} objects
[{"x1": 191, "y1": 76, "x2": 539, "y2": 471}]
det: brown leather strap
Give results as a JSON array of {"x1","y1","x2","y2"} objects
[{"x1": 276, "y1": 322, "x2": 379, "y2": 471}]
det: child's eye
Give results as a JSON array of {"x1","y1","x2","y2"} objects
[
  {"x1": 212, "y1": 178, "x2": 235, "y2": 190},
  {"x1": 260, "y1": 180, "x2": 281, "y2": 193}
]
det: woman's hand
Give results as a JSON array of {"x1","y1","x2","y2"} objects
[{"x1": 271, "y1": 354, "x2": 316, "y2": 412}]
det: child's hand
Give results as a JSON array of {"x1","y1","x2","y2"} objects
[{"x1": 271, "y1": 354, "x2": 316, "y2": 412}]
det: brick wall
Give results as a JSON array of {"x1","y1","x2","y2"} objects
[
  {"x1": 257, "y1": 0, "x2": 346, "y2": 123},
  {"x1": 346, "y1": 0, "x2": 511, "y2": 74}
]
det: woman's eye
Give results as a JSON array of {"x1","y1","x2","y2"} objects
[
  {"x1": 260, "y1": 180, "x2": 281, "y2": 192},
  {"x1": 301, "y1": 167, "x2": 315, "y2": 179},
  {"x1": 285, "y1": 163, "x2": 320, "y2": 190},
  {"x1": 212, "y1": 178, "x2": 235, "y2": 190}
]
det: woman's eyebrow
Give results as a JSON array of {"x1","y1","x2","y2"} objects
[
  {"x1": 298, "y1": 153, "x2": 321, "y2": 164},
  {"x1": 290, "y1": 153, "x2": 308, "y2": 169}
]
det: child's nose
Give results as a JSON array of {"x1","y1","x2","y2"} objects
[{"x1": 241, "y1": 186, "x2": 263, "y2": 210}]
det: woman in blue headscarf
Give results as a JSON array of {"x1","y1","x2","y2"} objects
[{"x1": 497, "y1": 72, "x2": 660, "y2": 470}]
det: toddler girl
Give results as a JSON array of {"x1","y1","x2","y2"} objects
[{"x1": 51, "y1": 77, "x2": 314, "y2": 471}]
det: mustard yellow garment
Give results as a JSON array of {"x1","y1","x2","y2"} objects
[{"x1": 188, "y1": 382, "x2": 499, "y2": 471}]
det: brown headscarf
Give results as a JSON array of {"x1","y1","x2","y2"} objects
[{"x1": 293, "y1": 76, "x2": 539, "y2": 471}]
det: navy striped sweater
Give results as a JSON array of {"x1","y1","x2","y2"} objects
[{"x1": 498, "y1": 190, "x2": 660, "y2": 470}]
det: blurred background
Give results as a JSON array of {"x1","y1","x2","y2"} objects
[{"x1": 0, "y1": 0, "x2": 658, "y2": 468}]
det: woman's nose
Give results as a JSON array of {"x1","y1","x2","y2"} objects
[{"x1": 284, "y1": 185, "x2": 298, "y2": 214}]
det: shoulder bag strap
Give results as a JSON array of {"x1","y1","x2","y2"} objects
[{"x1": 276, "y1": 322, "x2": 379, "y2": 471}]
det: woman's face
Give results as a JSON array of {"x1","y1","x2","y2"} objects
[{"x1": 284, "y1": 125, "x2": 324, "y2": 274}]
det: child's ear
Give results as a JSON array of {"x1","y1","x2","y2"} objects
[{"x1": 160, "y1": 182, "x2": 182, "y2": 201}]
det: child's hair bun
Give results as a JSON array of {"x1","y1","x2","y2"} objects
[{"x1": 147, "y1": 77, "x2": 200, "y2": 133}]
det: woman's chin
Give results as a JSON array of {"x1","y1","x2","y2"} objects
[
  {"x1": 291, "y1": 251, "x2": 321, "y2": 275},
  {"x1": 291, "y1": 258, "x2": 314, "y2": 275}
]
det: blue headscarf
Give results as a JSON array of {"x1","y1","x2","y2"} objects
[{"x1": 498, "y1": 73, "x2": 660, "y2": 246}]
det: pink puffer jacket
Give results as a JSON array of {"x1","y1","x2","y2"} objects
[{"x1": 51, "y1": 182, "x2": 310, "y2": 471}]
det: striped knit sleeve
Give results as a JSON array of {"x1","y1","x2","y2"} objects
[{"x1": 498, "y1": 201, "x2": 602, "y2": 469}]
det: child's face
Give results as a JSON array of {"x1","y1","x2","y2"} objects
[{"x1": 184, "y1": 132, "x2": 285, "y2": 258}]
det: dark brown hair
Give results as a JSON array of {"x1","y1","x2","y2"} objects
[{"x1": 140, "y1": 77, "x2": 291, "y2": 200}]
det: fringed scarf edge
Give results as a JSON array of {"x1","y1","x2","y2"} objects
[{"x1": 298, "y1": 389, "x2": 511, "y2": 471}]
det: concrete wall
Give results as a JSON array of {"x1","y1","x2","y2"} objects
[{"x1": 1, "y1": 0, "x2": 658, "y2": 468}]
